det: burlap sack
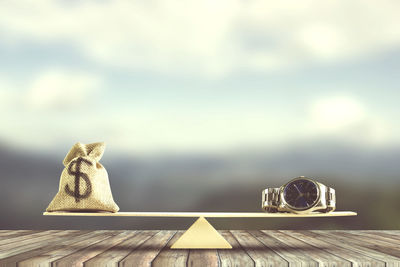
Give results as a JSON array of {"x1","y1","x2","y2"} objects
[{"x1": 46, "y1": 142, "x2": 119, "y2": 212}]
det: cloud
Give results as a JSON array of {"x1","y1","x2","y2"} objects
[
  {"x1": 0, "y1": 0, "x2": 399, "y2": 77},
  {"x1": 0, "y1": 1, "x2": 398, "y2": 153},
  {"x1": 25, "y1": 69, "x2": 101, "y2": 111},
  {"x1": 307, "y1": 95, "x2": 391, "y2": 146},
  {"x1": 310, "y1": 96, "x2": 365, "y2": 131},
  {"x1": 0, "y1": 82, "x2": 393, "y2": 153},
  {"x1": 0, "y1": 79, "x2": 17, "y2": 110},
  {"x1": 0, "y1": 70, "x2": 102, "y2": 150}
]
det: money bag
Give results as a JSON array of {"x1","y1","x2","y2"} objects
[{"x1": 46, "y1": 142, "x2": 119, "y2": 212}]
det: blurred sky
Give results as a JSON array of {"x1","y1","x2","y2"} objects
[{"x1": 0, "y1": 0, "x2": 399, "y2": 155}]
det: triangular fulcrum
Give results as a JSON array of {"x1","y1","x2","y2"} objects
[{"x1": 171, "y1": 217, "x2": 232, "y2": 249}]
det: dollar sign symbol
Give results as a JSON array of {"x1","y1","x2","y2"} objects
[{"x1": 65, "y1": 157, "x2": 93, "y2": 203}]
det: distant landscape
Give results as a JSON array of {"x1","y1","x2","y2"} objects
[
  {"x1": 0, "y1": 0, "x2": 399, "y2": 234},
  {"x1": 0, "y1": 140, "x2": 399, "y2": 230}
]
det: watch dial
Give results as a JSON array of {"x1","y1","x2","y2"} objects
[{"x1": 283, "y1": 178, "x2": 319, "y2": 210}]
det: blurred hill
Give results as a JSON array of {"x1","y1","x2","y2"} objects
[{"x1": 0, "y1": 140, "x2": 399, "y2": 230}]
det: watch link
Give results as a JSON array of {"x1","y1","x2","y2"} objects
[{"x1": 262, "y1": 176, "x2": 336, "y2": 214}]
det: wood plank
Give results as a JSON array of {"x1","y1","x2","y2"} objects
[
  {"x1": 361, "y1": 230, "x2": 400, "y2": 236},
  {"x1": 282, "y1": 230, "x2": 385, "y2": 267},
  {"x1": 0, "y1": 231, "x2": 92, "y2": 267},
  {"x1": 317, "y1": 231, "x2": 400, "y2": 258},
  {"x1": 152, "y1": 232, "x2": 188, "y2": 267},
  {"x1": 119, "y1": 231, "x2": 175, "y2": 267},
  {"x1": 0, "y1": 230, "x2": 397, "y2": 266},
  {"x1": 186, "y1": 249, "x2": 219, "y2": 267},
  {"x1": 380, "y1": 231, "x2": 400, "y2": 235},
  {"x1": 0, "y1": 231, "x2": 77, "y2": 258},
  {"x1": 0, "y1": 230, "x2": 57, "y2": 247},
  {"x1": 217, "y1": 231, "x2": 254, "y2": 267},
  {"x1": 0, "y1": 230, "x2": 43, "y2": 242},
  {"x1": 346, "y1": 230, "x2": 400, "y2": 244},
  {"x1": 263, "y1": 231, "x2": 352, "y2": 267},
  {"x1": 0, "y1": 231, "x2": 39, "y2": 240},
  {"x1": 362, "y1": 231, "x2": 400, "y2": 241},
  {"x1": 251, "y1": 230, "x2": 319, "y2": 267},
  {"x1": 306, "y1": 231, "x2": 400, "y2": 265},
  {"x1": 264, "y1": 230, "x2": 352, "y2": 266},
  {"x1": 51, "y1": 231, "x2": 136, "y2": 267},
  {"x1": 43, "y1": 211, "x2": 357, "y2": 218},
  {"x1": 231, "y1": 230, "x2": 288, "y2": 267},
  {"x1": 84, "y1": 231, "x2": 155, "y2": 267},
  {"x1": 0, "y1": 231, "x2": 34, "y2": 235},
  {"x1": 16, "y1": 231, "x2": 121, "y2": 267},
  {"x1": 0, "y1": 230, "x2": 40, "y2": 236}
]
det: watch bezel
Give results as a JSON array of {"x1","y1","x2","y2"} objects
[{"x1": 280, "y1": 176, "x2": 321, "y2": 211}]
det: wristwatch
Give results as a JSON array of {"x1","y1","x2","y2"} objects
[{"x1": 262, "y1": 176, "x2": 336, "y2": 214}]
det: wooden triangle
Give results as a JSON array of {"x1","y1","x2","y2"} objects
[{"x1": 171, "y1": 217, "x2": 232, "y2": 249}]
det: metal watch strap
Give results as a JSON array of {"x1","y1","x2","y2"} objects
[
  {"x1": 325, "y1": 187, "x2": 336, "y2": 212},
  {"x1": 262, "y1": 188, "x2": 280, "y2": 212}
]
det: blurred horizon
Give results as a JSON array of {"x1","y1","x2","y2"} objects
[
  {"x1": 0, "y1": 0, "x2": 399, "y2": 229},
  {"x1": 1, "y1": 137, "x2": 399, "y2": 230}
]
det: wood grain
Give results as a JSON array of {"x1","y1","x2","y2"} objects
[
  {"x1": 231, "y1": 230, "x2": 288, "y2": 266},
  {"x1": 52, "y1": 231, "x2": 134, "y2": 267},
  {"x1": 85, "y1": 231, "x2": 156, "y2": 267},
  {"x1": 0, "y1": 230, "x2": 397, "y2": 266},
  {"x1": 0, "y1": 231, "x2": 39, "y2": 240},
  {"x1": 282, "y1": 230, "x2": 385, "y2": 267},
  {"x1": 346, "y1": 230, "x2": 400, "y2": 246},
  {"x1": 262, "y1": 230, "x2": 351, "y2": 266},
  {"x1": 318, "y1": 231, "x2": 400, "y2": 258},
  {"x1": 119, "y1": 231, "x2": 175, "y2": 267},
  {"x1": 152, "y1": 232, "x2": 188, "y2": 267},
  {"x1": 0, "y1": 231, "x2": 92, "y2": 267},
  {"x1": 0, "y1": 231, "x2": 77, "y2": 259},
  {"x1": 362, "y1": 230, "x2": 400, "y2": 241},
  {"x1": 186, "y1": 249, "x2": 219, "y2": 267},
  {"x1": 218, "y1": 231, "x2": 254, "y2": 267},
  {"x1": 0, "y1": 230, "x2": 56, "y2": 246},
  {"x1": 251, "y1": 230, "x2": 319, "y2": 267},
  {"x1": 308, "y1": 230, "x2": 400, "y2": 265},
  {"x1": 15, "y1": 231, "x2": 119, "y2": 267}
]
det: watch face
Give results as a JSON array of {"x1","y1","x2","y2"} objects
[{"x1": 283, "y1": 178, "x2": 319, "y2": 210}]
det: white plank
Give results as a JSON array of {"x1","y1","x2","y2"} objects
[{"x1": 43, "y1": 211, "x2": 356, "y2": 218}]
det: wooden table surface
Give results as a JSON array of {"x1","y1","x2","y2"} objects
[{"x1": 0, "y1": 230, "x2": 399, "y2": 266}]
